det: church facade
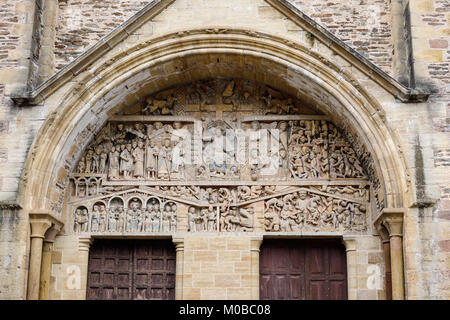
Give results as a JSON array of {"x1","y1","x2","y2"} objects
[{"x1": 0, "y1": 0, "x2": 448, "y2": 300}]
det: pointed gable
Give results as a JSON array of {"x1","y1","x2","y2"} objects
[{"x1": 12, "y1": 0, "x2": 428, "y2": 105}]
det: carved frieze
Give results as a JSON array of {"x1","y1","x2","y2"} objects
[{"x1": 263, "y1": 189, "x2": 367, "y2": 233}]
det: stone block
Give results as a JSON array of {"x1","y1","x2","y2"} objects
[
  {"x1": 429, "y1": 39, "x2": 448, "y2": 49},
  {"x1": 218, "y1": 251, "x2": 242, "y2": 262},
  {"x1": 234, "y1": 261, "x2": 251, "y2": 273},
  {"x1": 183, "y1": 288, "x2": 201, "y2": 300},
  {"x1": 186, "y1": 237, "x2": 209, "y2": 250},
  {"x1": 200, "y1": 287, "x2": 227, "y2": 300},
  {"x1": 227, "y1": 287, "x2": 252, "y2": 299},
  {"x1": 214, "y1": 274, "x2": 241, "y2": 288},
  {"x1": 193, "y1": 250, "x2": 218, "y2": 262},
  {"x1": 227, "y1": 238, "x2": 250, "y2": 250},
  {"x1": 192, "y1": 273, "x2": 215, "y2": 288}
]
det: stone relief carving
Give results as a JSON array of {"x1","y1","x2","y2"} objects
[
  {"x1": 69, "y1": 79, "x2": 375, "y2": 234},
  {"x1": 73, "y1": 118, "x2": 367, "y2": 184},
  {"x1": 263, "y1": 189, "x2": 367, "y2": 233},
  {"x1": 70, "y1": 184, "x2": 368, "y2": 235}
]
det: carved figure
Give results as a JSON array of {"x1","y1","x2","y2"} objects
[
  {"x1": 158, "y1": 138, "x2": 172, "y2": 180},
  {"x1": 146, "y1": 140, "x2": 158, "y2": 179},
  {"x1": 132, "y1": 140, "x2": 145, "y2": 179},
  {"x1": 91, "y1": 205, "x2": 100, "y2": 232},
  {"x1": 188, "y1": 206, "x2": 197, "y2": 232},
  {"x1": 161, "y1": 204, "x2": 171, "y2": 232},
  {"x1": 98, "y1": 205, "x2": 107, "y2": 232},
  {"x1": 74, "y1": 208, "x2": 89, "y2": 233},
  {"x1": 126, "y1": 200, "x2": 141, "y2": 232},
  {"x1": 120, "y1": 144, "x2": 133, "y2": 179},
  {"x1": 170, "y1": 203, "x2": 177, "y2": 232},
  {"x1": 207, "y1": 206, "x2": 217, "y2": 231},
  {"x1": 109, "y1": 146, "x2": 120, "y2": 179}
]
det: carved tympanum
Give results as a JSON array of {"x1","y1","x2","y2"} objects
[{"x1": 69, "y1": 79, "x2": 376, "y2": 235}]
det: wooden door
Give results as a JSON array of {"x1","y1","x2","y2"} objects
[
  {"x1": 260, "y1": 239, "x2": 347, "y2": 300},
  {"x1": 87, "y1": 240, "x2": 175, "y2": 300}
]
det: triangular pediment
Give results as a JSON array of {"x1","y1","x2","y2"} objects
[{"x1": 12, "y1": 0, "x2": 428, "y2": 105}]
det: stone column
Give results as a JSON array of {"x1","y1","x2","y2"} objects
[
  {"x1": 375, "y1": 209, "x2": 404, "y2": 300},
  {"x1": 250, "y1": 237, "x2": 263, "y2": 300},
  {"x1": 27, "y1": 212, "x2": 63, "y2": 300},
  {"x1": 27, "y1": 215, "x2": 52, "y2": 300},
  {"x1": 38, "y1": 224, "x2": 61, "y2": 300},
  {"x1": 387, "y1": 220, "x2": 404, "y2": 300},
  {"x1": 383, "y1": 240, "x2": 392, "y2": 300},
  {"x1": 342, "y1": 237, "x2": 357, "y2": 300},
  {"x1": 173, "y1": 237, "x2": 185, "y2": 300},
  {"x1": 78, "y1": 236, "x2": 93, "y2": 300},
  {"x1": 376, "y1": 224, "x2": 392, "y2": 300}
]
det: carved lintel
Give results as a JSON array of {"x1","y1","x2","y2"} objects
[
  {"x1": 241, "y1": 115, "x2": 329, "y2": 122},
  {"x1": 109, "y1": 116, "x2": 197, "y2": 122}
]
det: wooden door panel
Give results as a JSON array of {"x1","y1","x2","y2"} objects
[
  {"x1": 132, "y1": 240, "x2": 175, "y2": 300},
  {"x1": 289, "y1": 275, "x2": 304, "y2": 299},
  {"x1": 289, "y1": 247, "x2": 305, "y2": 272},
  {"x1": 260, "y1": 275, "x2": 272, "y2": 300},
  {"x1": 306, "y1": 245, "x2": 328, "y2": 278},
  {"x1": 329, "y1": 280, "x2": 346, "y2": 300},
  {"x1": 260, "y1": 239, "x2": 347, "y2": 300},
  {"x1": 308, "y1": 280, "x2": 328, "y2": 300},
  {"x1": 87, "y1": 240, "x2": 175, "y2": 300},
  {"x1": 329, "y1": 246, "x2": 346, "y2": 276}
]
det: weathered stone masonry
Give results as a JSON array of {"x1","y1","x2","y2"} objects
[{"x1": 0, "y1": 0, "x2": 448, "y2": 300}]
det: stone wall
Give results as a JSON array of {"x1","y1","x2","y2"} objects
[
  {"x1": 0, "y1": 1, "x2": 20, "y2": 70},
  {"x1": 0, "y1": 1, "x2": 42, "y2": 299},
  {"x1": 0, "y1": 0, "x2": 448, "y2": 300},
  {"x1": 181, "y1": 236, "x2": 259, "y2": 300},
  {"x1": 399, "y1": 0, "x2": 450, "y2": 300},
  {"x1": 55, "y1": 0, "x2": 148, "y2": 69},
  {"x1": 54, "y1": 0, "x2": 394, "y2": 73},
  {"x1": 291, "y1": 0, "x2": 393, "y2": 74},
  {"x1": 0, "y1": 203, "x2": 29, "y2": 300}
]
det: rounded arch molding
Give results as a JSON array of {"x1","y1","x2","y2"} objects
[{"x1": 18, "y1": 28, "x2": 410, "y2": 219}]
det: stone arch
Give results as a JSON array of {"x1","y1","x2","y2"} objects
[{"x1": 18, "y1": 29, "x2": 409, "y2": 221}]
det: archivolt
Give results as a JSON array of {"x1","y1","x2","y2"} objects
[{"x1": 18, "y1": 29, "x2": 409, "y2": 219}]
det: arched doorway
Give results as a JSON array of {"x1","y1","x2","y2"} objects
[{"x1": 20, "y1": 30, "x2": 408, "y2": 300}]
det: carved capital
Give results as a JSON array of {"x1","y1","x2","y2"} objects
[
  {"x1": 342, "y1": 236, "x2": 356, "y2": 252},
  {"x1": 375, "y1": 223, "x2": 390, "y2": 243},
  {"x1": 374, "y1": 208, "x2": 404, "y2": 238},
  {"x1": 44, "y1": 224, "x2": 62, "y2": 243},
  {"x1": 250, "y1": 236, "x2": 263, "y2": 252},
  {"x1": 172, "y1": 237, "x2": 185, "y2": 251},
  {"x1": 78, "y1": 236, "x2": 93, "y2": 252},
  {"x1": 29, "y1": 211, "x2": 64, "y2": 239}
]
